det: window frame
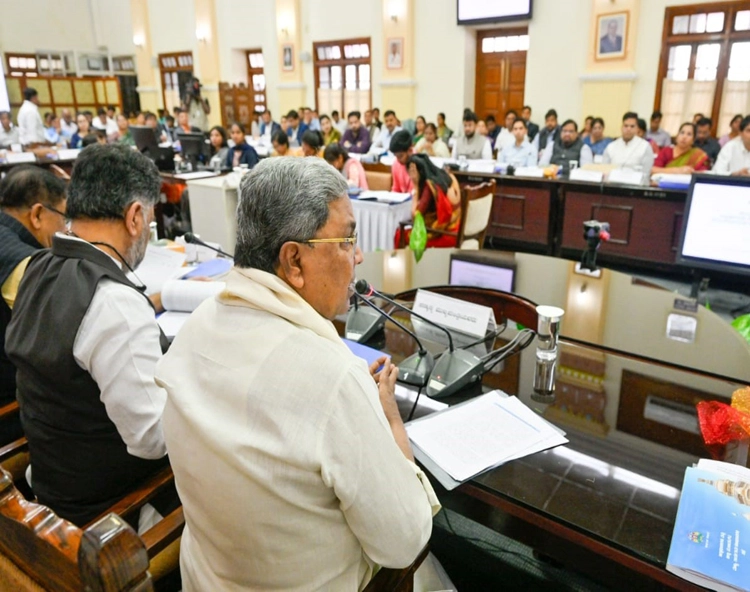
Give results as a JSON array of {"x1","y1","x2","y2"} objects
[
  {"x1": 655, "y1": 1, "x2": 750, "y2": 134},
  {"x1": 245, "y1": 49, "x2": 267, "y2": 115},
  {"x1": 312, "y1": 37, "x2": 371, "y2": 115},
  {"x1": 158, "y1": 51, "x2": 193, "y2": 112}
]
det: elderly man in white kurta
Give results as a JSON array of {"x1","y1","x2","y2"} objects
[{"x1": 155, "y1": 157, "x2": 439, "y2": 592}]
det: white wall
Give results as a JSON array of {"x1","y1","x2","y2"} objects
[{"x1": 147, "y1": 0, "x2": 197, "y2": 66}]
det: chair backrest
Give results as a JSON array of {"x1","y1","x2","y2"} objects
[
  {"x1": 0, "y1": 468, "x2": 153, "y2": 592},
  {"x1": 457, "y1": 179, "x2": 496, "y2": 249},
  {"x1": 365, "y1": 170, "x2": 392, "y2": 191},
  {"x1": 363, "y1": 546, "x2": 429, "y2": 592}
]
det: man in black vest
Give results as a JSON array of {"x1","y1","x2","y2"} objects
[
  {"x1": 6, "y1": 144, "x2": 170, "y2": 527},
  {"x1": 0, "y1": 166, "x2": 67, "y2": 443},
  {"x1": 540, "y1": 119, "x2": 593, "y2": 174}
]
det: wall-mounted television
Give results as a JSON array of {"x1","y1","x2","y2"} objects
[{"x1": 457, "y1": 0, "x2": 533, "y2": 26}]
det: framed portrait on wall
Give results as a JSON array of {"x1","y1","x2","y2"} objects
[
  {"x1": 595, "y1": 11, "x2": 628, "y2": 60},
  {"x1": 386, "y1": 38, "x2": 403, "y2": 70},
  {"x1": 282, "y1": 44, "x2": 294, "y2": 71}
]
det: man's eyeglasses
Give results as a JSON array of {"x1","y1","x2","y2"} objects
[
  {"x1": 300, "y1": 232, "x2": 358, "y2": 247},
  {"x1": 42, "y1": 204, "x2": 67, "y2": 219}
]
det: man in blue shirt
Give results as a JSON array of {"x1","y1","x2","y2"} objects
[{"x1": 498, "y1": 119, "x2": 537, "y2": 168}]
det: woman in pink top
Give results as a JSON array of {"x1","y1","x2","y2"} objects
[{"x1": 323, "y1": 143, "x2": 368, "y2": 190}]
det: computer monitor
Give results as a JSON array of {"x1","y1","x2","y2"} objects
[
  {"x1": 131, "y1": 125, "x2": 160, "y2": 154},
  {"x1": 676, "y1": 174, "x2": 750, "y2": 277},
  {"x1": 177, "y1": 132, "x2": 208, "y2": 166},
  {"x1": 449, "y1": 251, "x2": 516, "y2": 292}
]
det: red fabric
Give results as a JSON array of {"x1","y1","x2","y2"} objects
[
  {"x1": 391, "y1": 159, "x2": 414, "y2": 193},
  {"x1": 654, "y1": 147, "x2": 672, "y2": 168},
  {"x1": 394, "y1": 227, "x2": 457, "y2": 249},
  {"x1": 697, "y1": 400, "x2": 750, "y2": 446}
]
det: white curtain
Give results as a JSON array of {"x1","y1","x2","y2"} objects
[
  {"x1": 719, "y1": 80, "x2": 750, "y2": 135},
  {"x1": 660, "y1": 79, "x2": 717, "y2": 136}
]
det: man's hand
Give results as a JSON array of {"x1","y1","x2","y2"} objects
[
  {"x1": 149, "y1": 293, "x2": 164, "y2": 314},
  {"x1": 376, "y1": 361, "x2": 400, "y2": 426},
  {"x1": 368, "y1": 355, "x2": 389, "y2": 379},
  {"x1": 731, "y1": 167, "x2": 750, "y2": 177}
]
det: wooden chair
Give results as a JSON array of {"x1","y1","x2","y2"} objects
[
  {"x1": 364, "y1": 546, "x2": 429, "y2": 592},
  {"x1": 398, "y1": 179, "x2": 496, "y2": 250},
  {"x1": 0, "y1": 467, "x2": 153, "y2": 591},
  {"x1": 365, "y1": 170, "x2": 393, "y2": 191},
  {"x1": 48, "y1": 164, "x2": 71, "y2": 181}
]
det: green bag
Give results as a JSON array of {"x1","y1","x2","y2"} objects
[
  {"x1": 409, "y1": 211, "x2": 427, "y2": 262},
  {"x1": 732, "y1": 314, "x2": 750, "y2": 345}
]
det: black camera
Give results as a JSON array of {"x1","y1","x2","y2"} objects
[{"x1": 580, "y1": 220, "x2": 610, "y2": 271}]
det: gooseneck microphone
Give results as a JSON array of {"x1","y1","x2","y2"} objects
[
  {"x1": 183, "y1": 232, "x2": 234, "y2": 259},
  {"x1": 352, "y1": 292, "x2": 435, "y2": 388}
]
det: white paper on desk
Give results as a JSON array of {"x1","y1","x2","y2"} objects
[
  {"x1": 379, "y1": 155, "x2": 395, "y2": 167},
  {"x1": 651, "y1": 173, "x2": 692, "y2": 185},
  {"x1": 5, "y1": 152, "x2": 36, "y2": 164},
  {"x1": 56, "y1": 148, "x2": 81, "y2": 160},
  {"x1": 607, "y1": 168, "x2": 645, "y2": 186},
  {"x1": 467, "y1": 160, "x2": 497, "y2": 174},
  {"x1": 406, "y1": 392, "x2": 568, "y2": 483},
  {"x1": 569, "y1": 168, "x2": 604, "y2": 183},
  {"x1": 357, "y1": 190, "x2": 411, "y2": 204},
  {"x1": 174, "y1": 171, "x2": 220, "y2": 181},
  {"x1": 161, "y1": 280, "x2": 225, "y2": 313},
  {"x1": 513, "y1": 166, "x2": 545, "y2": 178},
  {"x1": 413, "y1": 289, "x2": 495, "y2": 339},
  {"x1": 130, "y1": 246, "x2": 186, "y2": 295},
  {"x1": 157, "y1": 311, "x2": 190, "y2": 339}
]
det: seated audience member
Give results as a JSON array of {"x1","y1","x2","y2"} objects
[
  {"x1": 272, "y1": 130, "x2": 296, "y2": 157},
  {"x1": 279, "y1": 114, "x2": 288, "y2": 132},
  {"x1": 173, "y1": 109, "x2": 200, "y2": 141},
  {"x1": 534, "y1": 109, "x2": 560, "y2": 153},
  {"x1": 340, "y1": 111, "x2": 371, "y2": 154},
  {"x1": 208, "y1": 125, "x2": 229, "y2": 168},
  {"x1": 114, "y1": 114, "x2": 134, "y2": 147},
  {"x1": 652, "y1": 122, "x2": 709, "y2": 174},
  {"x1": 302, "y1": 107, "x2": 319, "y2": 132},
  {"x1": 414, "y1": 123, "x2": 450, "y2": 158},
  {"x1": 693, "y1": 113, "x2": 704, "y2": 125},
  {"x1": 1, "y1": 167, "x2": 67, "y2": 443},
  {"x1": 694, "y1": 117, "x2": 722, "y2": 166},
  {"x1": 389, "y1": 130, "x2": 415, "y2": 194},
  {"x1": 364, "y1": 110, "x2": 379, "y2": 143},
  {"x1": 522, "y1": 105, "x2": 539, "y2": 142},
  {"x1": 372, "y1": 107, "x2": 383, "y2": 129},
  {"x1": 107, "y1": 105, "x2": 117, "y2": 119},
  {"x1": 413, "y1": 115, "x2": 427, "y2": 144},
  {"x1": 476, "y1": 120, "x2": 489, "y2": 136},
  {"x1": 320, "y1": 115, "x2": 341, "y2": 146},
  {"x1": 82, "y1": 130, "x2": 107, "y2": 147},
  {"x1": 225, "y1": 123, "x2": 260, "y2": 169},
  {"x1": 44, "y1": 113, "x2": 63, "y2": 145},
  {"x1": 324, "y1": 143, "x2": 368, "y2": 190},
  {"x1": 59, "y1": 108, "x2": 77, "y2": 140},
  {"x1": 301, "y1": 130, "x2": 324, "y2": 157},
  {"x1": 5, "y1": 145, "x2": 171, "y2": 527},
  {"x1": 155, "y1": 157, "x2": 437, "y2": 590},
  {"x1": 143, "y1": 111, "x2": 169, "y2": 143},
  {"x1": 581, "y1": 116, "x2": 594, "y2": 140},
  {"x1": 285, "y1": 110, "x2": 308, "y2": 147},
  {"x1": 396, "y1": 154, "x2": 461, "y2": 248},
  {"x1": 498, "y1": 119, "x2": 537, "y2": 168},
  {"x1": 18, "y1": 87, "x2": 47, "y2": 145},
  {"x1": 452, "y1": 110, "x2": 492, "y2": 160},
  {"x1": 0, "y1": 111, "x2": 20, "y2": 147},
  {"x1": 583, "y1": 117, "x2": 612, "y2": 156},
  {"x1": 369, "y1": 110, "x2": 402, "y2": 155},
  {"x1": 331, "y1": 109, "x2": 347, "y2": 135},
  {"x1": 720, "y1": 114, "x2": 743, "y2": 147},
  {"x1": 70, "y1": 113, "x2": 92, "y2": 148},
  {"x1": 163, "y1": 115, "x2": 176, "y2": 140},
  {"x1": 603, "y1": 111, "x2": 655, "y2": 172},
  {"x1": 713, "y1": 115, "x2": 750, "y2": 176},
  {"x1": 647, "y1": 111, "x2": 671, "y2": 148},
  {"x1": 636, "y1": 118, "x2": 659, "y2": 154},
  {"x1": 135, "y1": 112, "x2": 146, "y2": 126},
  {"x1": 540, "y1": 119, "x2": 593, "y2": 170},
  {"x1": 485, "y1": 114, "x2": 500, "y2": 143},
  {"x1": 92, "y1": 107, "x2": 118, "y2": 136},
  {"x1": 494, "y1": 110, "x2": 521, "y2": 151},
  {"x1": 436, "y1": 112, "x2": 453, "y2": 143},
  {"x1": 260, "y1": 110, "x2": 281, "y2": 143}
]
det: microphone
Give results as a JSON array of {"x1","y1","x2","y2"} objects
[
  {"x1": 355, "y1": 280, "x2": 484, "y2": 399},
  {"x1": 352, "y1": 292, "x2": 434, "y2": 388},
  {"x1": 183, "y1": 232, "x2": 234, "y2": 259},
  {"x1": 345, "y1": 290, "x2": 386, "y2": 344}
]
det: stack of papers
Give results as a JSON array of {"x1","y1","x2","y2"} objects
[
  {"x1": 356, "y1": 191, "x2": 411, "y2": 204},
  {"x1": 406, "y1": 391, "x2": 568, "y2": 490}
]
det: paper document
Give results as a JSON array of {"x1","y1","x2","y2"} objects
[
  {"x1": 157, "y1": 311, "x2": 190, "y2": 339},
  {"x1": 407, "y1": 391, "x2": 568, "y2": 483},
  {"x1": 161, "y1": 280, "x2": 225, "y2": 313},
  {"x1": 130, "y1": 245, "x2": 186, "y2": 295},
  {"x1": 174, "y1": 171, "x2": 220, "y2": 181},
  {"x1": 356, "y1": 191, "x2": 411, "y2": 204}
]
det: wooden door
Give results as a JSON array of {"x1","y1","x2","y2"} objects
[{"x1": 475, "y1": 29, "x2": 528, "y2": 120}]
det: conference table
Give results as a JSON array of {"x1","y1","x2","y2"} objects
[{"x1": 343, "y1": 248, "x2": 750, "y2": 591}]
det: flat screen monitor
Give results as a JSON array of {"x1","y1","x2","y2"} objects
[
  {"x1": 177, "y1": 132, "x2": 208, "y2": 163},
  {"x1": 457, "y1": 0, "x2": 532, "y2": 25},
  {"x1": 131, "y1": 125, "x2": 160, "y2": 155},
  {"x1": 676, "y1": 174, "x2": 750, "y2": 277},
  {"x1": 449, "y1": 252, "x2": 516, "y2": 292}
]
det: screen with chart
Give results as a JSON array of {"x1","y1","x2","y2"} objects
[
  {"x1": 450, "y1": 256, "x2": 516, "y2": 292},
  {"x1": 457, "y1": 0, "x2": 532, "y2": 25},
  {"x1": 677, "y1": 176, "x2": 750, "y2": 276}
]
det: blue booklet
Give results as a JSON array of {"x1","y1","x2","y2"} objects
[
  {"x1": 667, "y1": 461, "x2": 750, "y2": 591},
  {"x1": 342, "y1": 338, "x2": 389, "y2": 368}
]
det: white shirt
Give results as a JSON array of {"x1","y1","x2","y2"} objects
[
  {"x1": 17, "y1": 100, "x2": 46, "y2": 145},
  {"x1": 712, "y1": 136, "x2": 750, "y2": 175},
  {"x1": 65, "y1": 235, "x2": 167, "y2": 460},
  {"x1": 494, "y1": 128, "x2": 528, "y2": 151},
  {"x1": 334, "y1": 119, "x2": 348, "y2": 135},
  {"x1": 498, "y1": 141, "x2": 538, "y2": 167},
  {"x1": 60, "y1": 118, "x2": 78, "y2": 138},
  {"x1": 92, "y1": 116, "x2": 119, "y2": 136},
  {"x1": 602, "y1": 136, "x2": 655, "y2": 171},
  {"x1": 451, "y1": 135, "x2": 493, "y2": 160},
  {"x1": 0, "y1": 124, "x2": 20, "y2": 147},
  {"x1": 369, "y1": 125, "x2": 402, "y2": 154},
  {"x1": 156, "y1": 267, "x2": 438, "y2": 592}
]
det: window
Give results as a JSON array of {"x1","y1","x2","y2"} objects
[
  {"x1": 6, "y1": 53, "x2": 38, "y2": 77},
  {"x1": 158, "y1": 52, "x2": 193, "y2": 113},
  {"x1": 656, "y1": 2, "x2": 750, "y2": 136},
  {"x1": 313, "y1": 38, "x2": 371, "y2": 117},
  {"x1": 481, "y1": 34, "x2": 530, "y2": 54},
  {"x1": 246, "y1": 50, "x2": 266, "y2": 114}
]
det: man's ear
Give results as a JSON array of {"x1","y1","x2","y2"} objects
[
  {"x1": 277, "y1": 241, "x2": 305, "y2": 289},
  {"x1": 123, "y1": 202, "x2": 144, "y2": 238},
  {"x1": 28, "y1": 203, "x2": 45, "y2": 230}
]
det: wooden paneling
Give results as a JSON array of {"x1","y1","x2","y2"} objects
[
  {"x1": 218, "y1": 83, "x2": 254, "y2": 129},
  {"x1": 4, "y1": 76, "x2": 121, "y2": 118},
  {"x1": 487, "y1": 181, "x2": 553, "y2": 247},
  {"x1": 475, "y1": 28, "x2": 527, "y2": 120}
]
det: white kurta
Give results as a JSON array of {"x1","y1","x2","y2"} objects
[{"x1": 155, "y1": 267, "x2": 439, "y2": 592}]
